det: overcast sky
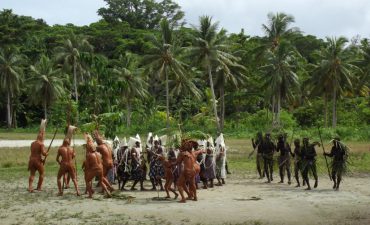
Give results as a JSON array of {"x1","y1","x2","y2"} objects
[{"x1": 2, "y1": 0, "x2": 370, "y2": 38}]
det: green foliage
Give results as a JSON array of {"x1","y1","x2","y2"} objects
[
  {"x1": 0, "y1": 8, "x2": 368, "y2": 142},
  {"x1": 293, "y1": 106, "x2": 318, "y2": 127},
  {"x1": 97, "y1": 0, "x2": 184, "y2": 29}
]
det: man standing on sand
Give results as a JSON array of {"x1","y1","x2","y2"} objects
[
  {"x1": 149, "y1": 139, "x2": 165, "y2": 191},
  {"x1": 83, "y1": 133, "x2": 113, "y2": 198},
  {"x1": 262, "y1": 133, "x2": 276, "y2": 183},
  {"x1": 28, "y1": 119, "x2": 48, "y2": 193},
  {"x1": 324, "y1": 137, "x2": 348, "y2": 191},
  {"x1": 301, "y1": 137, "x2": 320, "y2": 190},
  {"x1": 56, "y1": 125, "x2": 80, "y2": 196},
  {"x1": 252, "y1": 132, "x2": 264, "y2": 179},
  {"x1": 292, "y1": 139, "x2": 305, "y2": 187},
  {"x1": 204, "y1": 140, "x2": 216, "y2": 188},
  {"x1": 276, "y1": 134, "x2": 292, "y2": 184},
  {"x1": 94, "y1": 130, "x2": 114, "y2": 181}
]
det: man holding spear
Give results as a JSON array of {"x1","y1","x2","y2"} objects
[
  {"x1": 56, "y1": 125, "x2": 80, "y2": 196},
  {"x1": 276, "y1": 133, "x2": 292, "y2": 184},
  {"x1": 28, "y1": 119, "x2": 48, "y2": 192},
  {"x1": 324, "y1": 137, "x2": 349, "y2": 191},
  {"x1": 251, "y1": 132, "x2": 264, "y2": 179},
  {"x1": 301, "y1": 137, "x2": 320, "y2": 190}
]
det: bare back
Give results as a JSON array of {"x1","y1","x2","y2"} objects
[
  {"x1": 178, "y1": 152, "x2": 195, "y2": 171},
  {"x1": 30, "y1": 140, "x2": 46, "y2": 161},
  {"x1": 57, "y1": 146, "x2": 75, "y2": 166},
  {"x1": 86, "y1": 152, "x2": 103, "y2": 171},
  {"x1": 97, "y1": 143, "x2": 113, "y2": 167}
]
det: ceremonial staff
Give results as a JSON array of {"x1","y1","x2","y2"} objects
[
  {"x1": 317, "y1": 126, "x2": 332, "y2": 180},
  {"x1": 42, "y1": 127, "x2": 58, "y2": 165},
  {"x1": 248, "y1": 141, "x2": 257, "y2": 159}
]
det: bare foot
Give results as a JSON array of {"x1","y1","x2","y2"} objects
[
  {"x1": 165, "y1": 196, "x2": 171, "y2": 199},
  {"x1": 179, "y1": 199, "x2": 186, "y2": 203},
  {"x1": 57, "y1": 192, "x2": 63, "y2": 196}
]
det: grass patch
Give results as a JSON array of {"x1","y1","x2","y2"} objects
[{"x1": 0, "y1": 138, "x2": 369, "y2": 177}]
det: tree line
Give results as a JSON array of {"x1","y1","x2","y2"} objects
[{"x1": 0, "y1": 0, "x2": 369, "y2": 137}]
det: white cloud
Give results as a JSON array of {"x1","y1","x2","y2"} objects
[{"x1": 175, "y1": 0, "x2": 370, "y2": 38}]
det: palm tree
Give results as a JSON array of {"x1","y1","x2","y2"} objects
[
  {"x1": 262, "y1": 12, "x2": 299, "y2": 51},
  {"x1": 55, "y1": 33, "x2": 93, "y2": 105},
  {"x1": 260, "y1": 41, "x2": 300, "y2": 125},
  {"x1": 310, "y1": 37, "x2": 360, "y2": 128},
  {"x1": 214, "y1": 60, "x2": 247, "y2": 131},
  {"x1": 114, "y1": 53, "x2": 148, "y2": 127},
  {"x1": 28, "y1": 55, "x2": 66, "y2": 119},
  {"x1": 143, "y1": 18, "x2": 188, "y2": 128},
  {"x1": 355, "y1": 38, "x2": 370, "y2": 97},
  {"x1": 0, "y1": 46, "x2": 24, "y2": 128},
  {"x1": 187, "y1": 16, "x2": 239, "y2": 133}
]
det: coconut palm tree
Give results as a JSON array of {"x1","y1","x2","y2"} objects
[
  {"x1": 310, "y1": 37, "x2": 360, "y2": 128},
  {"x1": 214, "y1": 60, "x2": 247, "y2": 131},
  {"x1": 260, "y1": 40, "x2": 300, "y2": 125},
  {"x1": 114, "y1": 52, "x2": 148, "y2": 127},
  {"x1": 355, "y1": 38, "x2": 370, "y2": 97},
  {"x1": 143, "y1": 18, "x2": 189, "y2": 128},
  {"x1": 0, "y1": 46, "x2": 24, "y2": 128},
  {"x1": 187, "y1": 16, "x2": 239, "y2": 133},
  {"x1": 28, "y1": 55, "x2": 66, "y2": 119},
  {"x1": 54, "y1": 32, "x2": 93, "y2": 105},
  {"x1": 262, "y1": 12, "x2": 299, "y2": 51}
]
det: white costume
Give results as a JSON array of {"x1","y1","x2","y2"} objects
[{"x1": 215, "y1": 133, "x2": 227, "y2": 179}]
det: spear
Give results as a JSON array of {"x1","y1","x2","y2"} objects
[
  {"x1": 73, "y1": 131, "x2": 78, "y2": 181},
  {"x1": 317, "y1": 126, "x2": 332, "y2": 181},
  {"x1": 42, "y1": 127, "x2": 58, "y2": 165},
  {"x1": 248, "y1": 139, "x2": 258, "y2": 159}
]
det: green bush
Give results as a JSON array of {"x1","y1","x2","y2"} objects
[{"x1": 293, "y1": 106, "x2": 319, "y2": 127}]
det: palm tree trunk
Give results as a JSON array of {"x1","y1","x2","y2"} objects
[
  {"x1": 276, "y1": 92, "x2": 281, "y2": 125},
  {"x1": 73, "y1": 61, "x2": 78, "y2": 104},
  {"x1": 165, "y1": 64, "x2": 170, "y2": 129},
  {"x1": 127, "y1": 99, "x2": 131, "y2": 127},
  {"x1": 220, "y1": 85, "x2": 225, "y2": 132},
  {"x1": 6, "y1": 88, "x2": 12, "y2": 129},
  {"x1": 324, "y1": 94, "x2": 328, "y2": 127},
  {"x1": 73, "y1": 60, "x2": 79, "y2": 124},
  {"x1": 332, "y1": 87, "x2": 337, "y2": 128},
  {"x1": 43, "y1": 101, "x2": 47, "y2": 120},
  {"x1": 207, "y1": 62, "x2": 221, "y2": 133},
  {"x1": 271, "y1": 95, "x2": 276, "y2": 125}
]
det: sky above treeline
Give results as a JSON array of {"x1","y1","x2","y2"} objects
[{"x1": 2, "y1": 0, "x2": 370, "y2": 39}]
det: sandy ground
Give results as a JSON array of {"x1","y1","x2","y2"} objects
[{"x1": 1, "y1": 174, "x2": 370, "y2": 225}]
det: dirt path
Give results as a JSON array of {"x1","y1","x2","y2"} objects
[
  {"x1": 0, "y1": 139, "x2": 86, "y2": 148},
  {"x1": 1, "y1": 175, "x2": 370, "y2": 225}
]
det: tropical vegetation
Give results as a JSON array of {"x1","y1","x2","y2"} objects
[{"x1": 0, "y1": 1, "x2": 368, "y2": 140}]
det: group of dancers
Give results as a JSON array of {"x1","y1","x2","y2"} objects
[{"x1": 27, "y1": 119, "x2": 230, "y2": 202}]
